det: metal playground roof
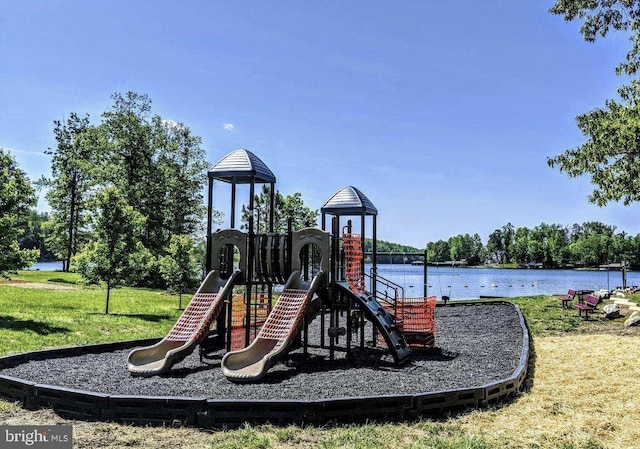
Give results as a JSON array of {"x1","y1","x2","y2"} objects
[
  {"x1": 321, "y1": 186, "x2": 378, "y2": 216},
  {"x1": 208, "y1": 149, "x2": 276, "y2": 184}
]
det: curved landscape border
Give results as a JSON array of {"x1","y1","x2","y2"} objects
[{"x1": 0, "y1": 302, "x2": 531, "y2": 428}]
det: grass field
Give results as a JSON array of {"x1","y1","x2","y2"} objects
[{"x1": 1, "y1": 271, "x2": 639, "y2": 448}]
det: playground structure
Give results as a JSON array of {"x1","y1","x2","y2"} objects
[
  {"x1": 128, "y1": 149, "x2": 437, "y2": 380},
  {"x1": 0, "y1": 149, "x2": 531, "y2": 428}
]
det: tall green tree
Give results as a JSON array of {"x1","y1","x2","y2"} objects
[
  {"x1": 154, "y1": 118, "x2": 208, "y2": 241},
  {"x1": 548, "y1": 82, "x2": 640, "y2": 205},
  {"x1": 550, "y1": 0, "x2": 640, "y2": 77},
  {"x1": 486, "y1": 228, "x2": 507, "y2": 264},
  {"x1": 426, "y1": 240, "x2": 450, "y2": 263},
  {"x1": 40, "y1": 113, "x2": 98, "y2": 271},
  {"x1": 18, "y1": 211, "x2": 55, "y2": 262},
  {"x1": 0, "y1": 149, "x2": 39, "y2": 275},
  {"x1": 99, "y1": 92, "x2": 208, "y2": 258},
  {"x1": 502, "y1": 223, "x2": 515, "y2": 255},
  {"x1": 44, "y1": 92, "x2": 210, "y2": 288},
  {"x1": 512, "y1": 227, "x2": 531, "y2": 264},
  {"x1": 548, "y1": 1, "x2": 640, "y2": 205},
  {"x1": 241, "y1": 185, "x2": 318, "y2": 233},
  {"x1": 100, "y1": 92, "x2": 158, "y2": 252},
  {"x1": 159, "y1": 234, "x2": 200, "y2": 309},
  {"x1": 72, "y1": 186, "x2": 145, "y2": 314}
]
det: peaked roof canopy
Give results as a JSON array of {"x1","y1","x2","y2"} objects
[
  {"x1": 321, "y1": 186, "x2": 378, "y2": 216},
  {"x1": 208, "y1": 149, "x2": 276, "y2": 184}
]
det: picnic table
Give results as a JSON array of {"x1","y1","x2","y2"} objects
[{"x1": 575, "y1": 289, "x2": 594, "y2": 304}]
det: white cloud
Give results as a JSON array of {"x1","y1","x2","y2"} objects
[
  {"x1": 3, "y1": 146, "x2": 48, "y2": 157},
  {"x1": 223, "y1": 123, "x2": 235, "y2": 131},
  {"x1": 162, "y1": 119, "x2": 183, "y2": 130}
]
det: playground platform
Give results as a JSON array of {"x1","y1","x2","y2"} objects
[{"x1": 0, "y1": 302, "x2": 530, "y2": 428}]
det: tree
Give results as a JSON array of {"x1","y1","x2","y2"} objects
[
  {"x1": 100, "y1": 93, "x2": 157, "y2": 252},
  {"x1": 550, "y1": 1, "x2": 640, "y2": 77},
  {"x1": 548, "y1": 1, "x2": 640, "y2": 205},
  {"x1": 486, "y1": 229, "x2": 506, "y2": 264},
  {"x1": 72, "y1": 186, "x2": 144, "y2": 314},
  {"x1": 282, "y1": 192, "x2": 318, "y2": 230},
  {"x1": 468, "y1": 233, "x2": 485, "y2": 266},
  {"x1": 512, "y1": 227, "x2": 531, "y2": 264},
  {"x1": 548, "y1": 82, "x2": 640, "y2": 205},
  {"x1": 531, "y1": 223, "x2": 570, "y2": 268},
  {"x1": 0, "y1": 149, "x2": 39, "y2": 275},
  {"x1": 18, "y1": 211, "x2": 55, "y2": 261},
  {"x1": 40, "y1": 113, "x2": 98, "y2": 271},
  {"x1": 155, "y1": 118, "x2": 208, "y2": 241},
  {"x1": 44, "y1": 92, "x2": 210, "y2": 288},
  {"x1": 502, "y1": 223, "x2": 515, "y2": 255},
  {"x1": 99, "y1": 92, "x2": 208, "y2": 259},
  {"x1": 159, "y1": 234, "x2": 201, "y2": 309},
  {"x1": 426, "y1": 240, "x2": 450, "y2": 263},
  {"x1": 241, "y1": 185, "x2": 318, "y2": 233}
]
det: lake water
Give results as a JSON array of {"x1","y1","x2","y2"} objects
[
  {"x1": 27, "y1": 261, "x2": 64, "y2": 271},
  {"x1": 27, "y1": 261, "x2": 635, "y2": 300},
  {"x1": 367, "y1": 264, "x2": 637, "y2": 300}
]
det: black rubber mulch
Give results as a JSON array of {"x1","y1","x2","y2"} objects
[{"x1": 0, "y1": 303, "x2": 524, "y2": 401}]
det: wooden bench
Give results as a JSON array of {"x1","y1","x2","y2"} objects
[
  {"x1": 575, "y1": 294, "x2": 601, "y2": 320},
  {"x1": 558, "y1": 289, "x2": 576, "y2": 309}
]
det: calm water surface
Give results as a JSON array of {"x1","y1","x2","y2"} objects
[
  {"x1": 28, "y1": 261, "x2": 64, "y2": 271},
  {"x1": 29, "y1": 261, "x2": 635, "y2": 300},
  {"x1": 367, "y1": 264, "x2": 637, "y2": 300}
]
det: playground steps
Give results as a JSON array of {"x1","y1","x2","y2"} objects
[{"x1": 337, "y1": 282, "x2": 412, "y2": 365}]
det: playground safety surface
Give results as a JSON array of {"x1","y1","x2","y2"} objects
[{"x1": 0, "y1": 302, "x2": 530, "y2": 427}]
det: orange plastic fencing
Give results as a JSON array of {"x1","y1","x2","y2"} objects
[
  {"x1": 257, "y1": 289, "x2": 309, "y2": 341},
  {"x1": 165, "y1": 293, "x2": 222, "y2": 344},
  {"x1": 380, "y1": 296, "x2": 437, "y2": 349},
  {"x1": 343, "y1": 233, "x2": 365, "y2": 292},
  {"x1": 229, "y1": 293, "x2": 270, "y2": 351}
]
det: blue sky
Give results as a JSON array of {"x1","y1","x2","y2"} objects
[{"x1": 1, "y1": 1, "x2": 637, "y2": 248}]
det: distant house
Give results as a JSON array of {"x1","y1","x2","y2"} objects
[{"x1": 485, "y1": 250, "x2": 509, "y2": 265}]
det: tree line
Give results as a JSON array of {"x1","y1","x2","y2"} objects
[
  {"x1": 424, "y1": 222, "x2": 640, "y2": 270},
  {"x1": 363, "y1": 221, "x2": 640, "y2": 270},
  {"x1": 2, "y1": 92, "x2": 318, "y2": 312},
  {"x1": 2, "y1": 92, "x2": 209, "y2": 312}
]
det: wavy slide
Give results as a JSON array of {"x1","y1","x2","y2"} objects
[
  {"x1": 127, "y1": 269, "x2": 240, "y2": 377},
  {"x1": 221, "y1": 270, "x2": 325, "y2": 382}
]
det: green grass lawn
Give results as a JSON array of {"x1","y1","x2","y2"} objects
[{"x1": 0, "y1": 271, "x2": 183, "y2": 355}]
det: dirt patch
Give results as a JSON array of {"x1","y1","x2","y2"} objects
[{"x1": 1, "y1": 281, "x2": 78, "y2": 291}]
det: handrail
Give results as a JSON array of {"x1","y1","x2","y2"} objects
[{"x1": 365, "y1": 269, "x2": 405, "y2": 318}]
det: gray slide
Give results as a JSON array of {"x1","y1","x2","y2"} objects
[
  {"x1": 127, "y1": 270, "x2": 239, "y2": 377},
  {"x1": 221, "y1": 270, "x2": 325, "y2": 382}
]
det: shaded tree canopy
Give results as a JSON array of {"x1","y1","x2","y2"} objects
[
  {"x1": 241, "y1": 185, "x2": 318, "y2": 233},
  {"x1": 72, "y1": 186, "x2": 145, "y2": 313},
  {"x1": 40, "y1": 92, "x2": 209, "y2": 288},
  {"x1": 548, "y1": 81, "x2": 640, "y2": 206},
  {"x1": 39, "y1": 113, "x2": 97, "y2": 271},
  {"x1": 550, "y1": 0, "x2": 640, "y2": 76},
  {"x1": 548, "y1": 1, "x2": 640, "y2": 206},
  {"x1": 0, "y1": 149, "x2": 39, "y2": 275}
]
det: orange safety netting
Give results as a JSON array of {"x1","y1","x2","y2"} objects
[
  {"x1": 257, "y1": 289, "x2": 309, "y2": 341},
  {"x1": 165, "y1": 293, "x2": 222, "y2": 343},
  {"x1": 229, "y1": 293, "x2": 270, "y2": 350},
  {"x1": 343, "y1": 233, "x2": 365, "y2": 292},
  {"x1": 381, "y1": 296, "x2": 437, "y2": 349}
]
